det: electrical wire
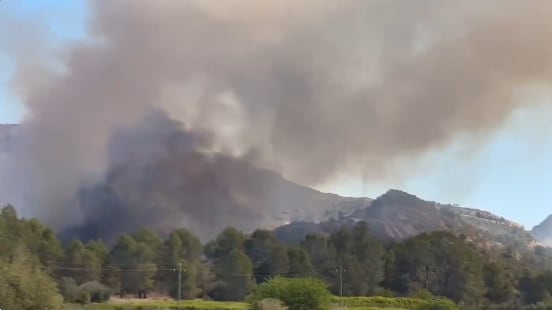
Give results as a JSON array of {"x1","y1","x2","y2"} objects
[{"x1": 35, "y1": 263, "x2": 314, "y2": 277}]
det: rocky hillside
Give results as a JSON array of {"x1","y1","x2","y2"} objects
[
  {"x1": 533, "y1": 215, "x2": 552, "y2": 247},
  {"x1": 275, "y1": 189, "x2": 535, "y2": 250}
]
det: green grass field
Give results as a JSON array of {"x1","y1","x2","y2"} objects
[
  {"x1": 63, "y1": 300, "x2": 246, "y2": 309},
  {"x1": 64, "y1": 305, "x2": 405, "y2": 310},
  {"x1": 63, "y1": 300, "x2": 246, "y2": 310},
  {"x1": 63, "y1": 300, "x2": 408, "y2": 310},
  {"x1": 63, "y1": 295, "x2": 457, "y2": 310}
]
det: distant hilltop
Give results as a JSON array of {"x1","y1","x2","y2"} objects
[
  {"x1": 274, "y1": 189, "x2": 536, "y2": 251},
  {"x1": 533, "y1": 215, "x2": 552, "y2": 247}
]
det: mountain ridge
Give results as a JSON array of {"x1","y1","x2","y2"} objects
[
  {"x1": 0, "y1": 123, "x2": 547, "y2": 248},
  {"x1": 274, "y1": 189, "x2": 536, "y2": 250},
  {"x1": 533, "y1": 215, "x2": 552, "y2": 247}
]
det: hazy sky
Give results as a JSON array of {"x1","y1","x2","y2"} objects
[{"x1": 1, "y1": 0, "x2": 551, "y2": 229}]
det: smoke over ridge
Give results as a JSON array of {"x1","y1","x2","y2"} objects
[{"x1": 1, "y1": 0, "x2": 552, "y2": 238}]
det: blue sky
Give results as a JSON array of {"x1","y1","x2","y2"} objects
[
  {"x1": 0, "y1": 1, "x2": 550, "y2": 229},
  {"x1": 0, "y1": 0, "x2": 88, "y2": 123},
  {"x1": 325, "y1": 101, "x2": 552, "y2": 228}
]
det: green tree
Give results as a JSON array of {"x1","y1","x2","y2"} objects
[
  {"x1": 0, "y1": 205, "x2": 15, "y2": 255},
  {"x1": 287, "y1": 247, "x2": 315, "y2": 276},
  {"x1": 0, "y1": 248, "x2": 63, "y2": 310},
  {"x1": 107, "y1": 233, "x2": 158, "y2": 297},
  {"x1": 206, "y1": 227, "x2": 254, "y2": 300},
  {"x1": 0, "y1": 207, "x2": 64, "y2": 270},
  {"x1": 519, "y1": 269, "x2": 541, "y2": 304},
  {"x1": 64, "y1": 239, "x2": 103, "y2": 284},
  {"x1": 322, "y1": 222, "x2": 385, "y2": 296},
  {"x1": 483, "y1": 262, "x2": 516, "y2": 303},
  {"x1": 213, "y1": 249, "x2": 255, "y2": 301},
  {"x1": 521, "y1": 270, "x2": 552, "y2": 304},
  {"x1": 386, "y1": 231, "x2": 485, "y2": 303},
  {"x1": 131, "y1": 229, "x2": 163, "y2": 255},
  {"x1": 301, "y1": 233, "x2": 337, "y2": 283},
  {"x1": 349, "y1": 222, "x2": 385, "y2": 295},
  {"x1": 157, "y1": 228, "x2": 203, "y2": 299},
  {"x1": 206, "y1": 227, "x2": 247, "y2": 258},
  {"x1": 197, "y1": 260, "x2": 217, "y2": 298},
  {"x1": 245, "y1": 230, "x2": 290, "y2": 282},
  {"x1": 86, "y1": 239, "x2": 109, "y2": 264},
  {"x1": 32, "y1": 223, "x2": 65, "y2": 271}
]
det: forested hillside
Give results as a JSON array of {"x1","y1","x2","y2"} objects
[{"x1": 2, "y1": 204, "x2": 552, "y2": 310}]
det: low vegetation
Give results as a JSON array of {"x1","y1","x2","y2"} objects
[
  {"x1": 247, "y1": 277, "x2": 332, "y2": 310},
  {"x1": 63, "y1": 301, "x2": 247, "y2": 310},
  {"x1": 61, "y1": 298, "x2": 452, "y2": 310},
  {"x1": 332, "y1": 296, "x2": 457, "y2": 309}
]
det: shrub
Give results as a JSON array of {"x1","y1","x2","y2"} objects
[
  {"x1": 75, "y1": 290, "x2": 91, "y2": 305},
  {"x1": 59, "y1": 277, "x2": 92, "y2": 305},
  {"x1": 59, "y1": 277, "x2": 83, "y2": 303},
  {"x1": 247, "y1": 277, "x2": 332, "y2": 310},
  {"x1": 80, "y1": 281, "x2": 112, "y2": 303}
]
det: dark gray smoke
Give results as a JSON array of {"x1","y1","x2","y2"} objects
[
  {"x1": 61, "y1": 109, "x2": 353, "y2": 242},
  {"x1": 2, "y1": 0, "x2": 552, "y2": 237},
  {"x1": 61, "y1": 110, "x2": 257, "y2": 242}
]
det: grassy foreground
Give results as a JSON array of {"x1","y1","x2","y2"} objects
[
  {"x1": 63, "y1": 300, "x2": 247, "y2": 310},
  {"x1": 63, "y1": 303, "x2": 405, "y2": 310},
  {"x1": 63, "y1": 296, "x2": 456, "y2": 309}
]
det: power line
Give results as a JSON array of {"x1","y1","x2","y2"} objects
[
  {"x1": 19, "y1": 259, "x2": 321, "y2": 278},
  {"x1": 45, "y1": 266, "x2": 174, "y2": 272},
  {"x1": 37, "y1": 263, "x2": 311, "y2": 278}
]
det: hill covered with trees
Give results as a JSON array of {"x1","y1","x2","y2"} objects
[{"x1": 2, "y1": 204, "x2": 552, "y2": 310}]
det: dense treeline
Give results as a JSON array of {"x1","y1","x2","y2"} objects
[{"x1": 2, "y1": 204, "x2": 552, "y2": 309}]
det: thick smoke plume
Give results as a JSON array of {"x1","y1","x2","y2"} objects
[
  {"x1": 63, "y1": 109, "x2": 355, "y2": 242},
  {"x1": 2, "y1": 0, "x2": 552, "y2": 238}
]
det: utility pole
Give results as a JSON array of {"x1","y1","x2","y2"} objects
[
  {"x1": 335, "y1": 265, "x2": 346, "y2": 308},
  {"x1": 178, "y1": 262, "x2": 182, "y2": 301},
  {"x1": 337, "y1": 265, "x2": 346, "y2": 298}
]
